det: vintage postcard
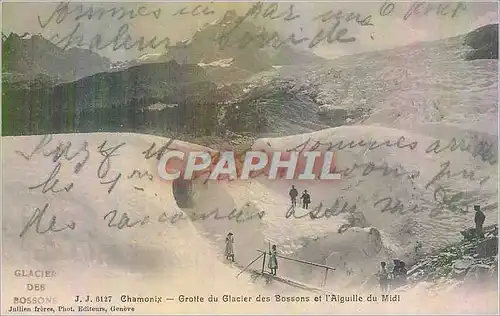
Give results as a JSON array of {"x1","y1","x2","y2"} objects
[{"x1": 1, "y1": 1, "x2": 498, "y2": 314}]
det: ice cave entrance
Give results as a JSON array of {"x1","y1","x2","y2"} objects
[{"x1": 172, "y1": 178, "x2": 194, "y2": 208}]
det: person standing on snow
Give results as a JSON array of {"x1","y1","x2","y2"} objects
[
  {"x1": 301, "y1": 190, "x2": 311, "y2": 209},
  {"x1": 378, "y1": 262, "x2": 390, "y2": 293},
  {"x1": 474, "y1": 205, "x2": 486, "y2": 239},
  {"x1": 268, "y1": 245, "x2": 278, "y2": 276},
  {"x1": 225, "y1": 232, "x2": 235, "y2": 262},
  {"x1": 289, "y1": 185, "x2": 298, "y2": 207}
]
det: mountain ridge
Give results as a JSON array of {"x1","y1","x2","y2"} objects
[
  {"x1": 2, "y1": 59, "x2": 222, "y2": 136},
  {"x1": 2, "y1": 23, "x2": 497, "y2": 145},
  {"x1": 2, "y1": 32, "x2": 112, "y2": 83}
]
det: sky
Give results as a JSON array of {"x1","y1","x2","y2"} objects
[{"x1": 2, "y1": 1, "x2": 498, "y2": 62}]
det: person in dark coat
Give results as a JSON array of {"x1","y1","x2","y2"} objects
[
  {"x1": 301, "y1": 190, "x2": 311, "y2": 209},
  {"x1": 268, "y1": 245, "x2": 278, "y2": 276},
  {"x1": 289, "y1": 185, "x2": 298, "y2": 207},
  {"x1": 399, "y1": 261, "x2": 407, "y2": 284},
  {"x1": 224, "y1": 232, "x2": 235, "y2": 262},
  {"x1": 474, "y1": 205, "x2": 486, "y2": 238},
  {"x1": 391, "y1": 259, "x2": 401, "y2": 287}
]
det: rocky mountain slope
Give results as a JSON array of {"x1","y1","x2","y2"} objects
[
  {"x1": 359, "y1": 225, "x2": 498, "y2": 296},
  {"x1": 463, "y1": 23, "x2": 498, "y2": 61},
  {"x1": 408, "y1": 225, "x2": 498, "y2": 284}
]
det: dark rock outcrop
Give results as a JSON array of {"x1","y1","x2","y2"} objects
[
  {"x1": 476, "y1": 238, "x2": 498, "y2": 258},
  {"x1": 464, "y1": 24, "x2": 498, "y2": 60}
]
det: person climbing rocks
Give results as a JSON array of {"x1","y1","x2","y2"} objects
[
  {"x1": 378, "y1": 262, "x2": 390, "y2": 293},
  {"x1": 474, "y1": 205, "x2": 486, "y2": 239},
  {"x1": 268, "y1": 245, "x2": 278, "y2": 276},
  {"x1": 301, "y1": 190, "x2": 311, "y2": 209},
  {"x1": 289, "y1": 185, "x2": 298, "y2": 207},
  {"x1": 225, "y1": 232, "x2": 235, "y2": 262}
]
